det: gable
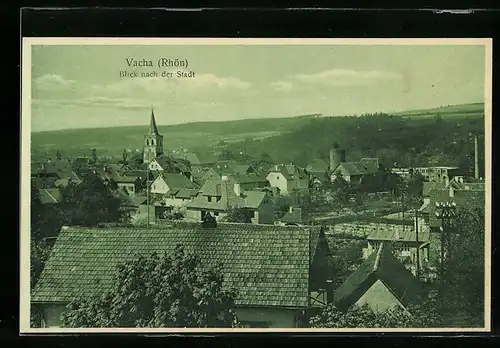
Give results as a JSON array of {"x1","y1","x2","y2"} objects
[
  {"x1": 333, "y1": 242, "x2": 420, "y2": 311},
  {"x1": 354, "y1": 279, "x2": 405, "y2": 314},
  {"x1": 148, "y1": 159, "x2": 165, "y2": 172}
]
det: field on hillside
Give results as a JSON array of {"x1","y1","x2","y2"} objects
[
  {"x1": 392, "y1": 102, "x2": 484, "y2": 119},
  {"x1": 30, "y1": 103, "x2": 485, "y2": 167},
  {"x1": 31, "y1": 115, "x2": 314, "y2": 159}
]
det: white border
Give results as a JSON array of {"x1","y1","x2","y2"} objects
[{"x1": 20, "y1": 37, "x2": 493, "y2": 334}]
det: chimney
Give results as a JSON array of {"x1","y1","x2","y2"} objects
[
  {"x1": 326, "y1": 279, "x2": 334, "y2": 304},
  {"x1": 449, "y1": 185, "x2": 454, "y2": 198},
  {"x1": 474, "y1": 134, "x2": 479, "y2": 180},
  {"x1": 221, "y1": 175, "x2": 230, "y2": 209},
  {"x1": 233, "y1": 183, "x2": 241, "y2": 196},
  {"x1": 289, "y1": 206, "x2": 293, "y2": 214}
]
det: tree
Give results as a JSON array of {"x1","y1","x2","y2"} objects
[
  {"x1": 61, "y1": 245, "x2": 239, "y2": 328},
  {"x1": 91, "y1": 149, "x2": 98, "y2": 164},
  {"x1": 272, "y1": 195, "x2": 292, "y2": 220},
  {"x1": 309, "y1": 293, "x2": 443, "y2": 328},
  {"x1": 120, "y1": 149, "x2": 129, "y2": 165},
  {"x1": 225, "y1": 207, "x2": 252, "y2": 223},
  {"x1": 56, "y1": 150, "x2": 62, "y2": 161},
  {"x1": 329, "y1": 172, "x2": 351, "y2": 207},
  {"x1": 58, "y1": 173, "x2": 132, "y2": 226},
  {"x1": 219, "y1": 149, "x2": 235, "y2": 161},
  {"x1": 441, "y1": 207, "x2": 485, "y2": 327}
]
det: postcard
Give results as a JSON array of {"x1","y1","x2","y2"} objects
[{"x1": 21, "y1": 38, "x2": 492, "y2": 333}]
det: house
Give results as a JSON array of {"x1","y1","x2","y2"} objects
[
  {"x1": 148, "y1": 157, "x2": 193, "y2": 181},
  {"x1": 230, "y1": 173, "x2": 270, "y2": 191},
  {"x1": 31, "y1": 223, "x2": 334, "y2": 328},
  {"x1": 227, "y1": 163, "x2": 257, "y2": 175},
  {"x1": 363, "y1": 227, "x2": 430, "y2": 276},
  {"x1": 32, "y1": 159, "x2": 81, "y2": 187},
  {"x1": 123, "y1": 195, "x2": 150, "y2": 222},
  {"x1": 411, "y1": 166, "x2": 462, "y2": 184},
  {"x1": 113, "y1": 175, "x2": 142, "y2": 196},
  {"x1": 327, "y1": 143, "x2": 380, "y2": 184},
  {"x1": 150, "y1": 172, "x2": 197, "y2": 195},
  {"x1": 182, "y1": 152, "x2": 217, "y2": 170},
  {"x1": 185, "y1": 176, "x2": 274, "y2": 224},
  {"x1": 149, "y1": 172, "x2": 199, "y2": 210},
  {"x1": 334, "y1": 242, "x2": 422, "y2": 314},
  {"x1": 278, "y1": 206, "x2": 312, "y2": 227},
  {"x1": 330, "y1": 158, "x2": 380, "y2": 184},
  {"x1": 305, "y1": 159, "x2": 330, "y2": 186},
  {"x1": 266, "y1": 164, "x2": 309, "y2": 196}
]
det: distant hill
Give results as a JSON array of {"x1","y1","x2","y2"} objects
[
  {"x1": 391, "y1": 102, "x2": 484, "y2": 119},
  {"x1": 31, "y1": 114, "x2": 318, "y2": 159},
  {"x1": 31, "y1": 103, "x2": 485, "y2": 171}
]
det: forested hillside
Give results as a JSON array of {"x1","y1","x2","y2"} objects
[{"x1": 230, "y1": 112, "x2": 485, "y2": 175}]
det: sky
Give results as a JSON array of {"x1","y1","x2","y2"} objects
[{"x1": 30, "y1": 44, "x2": 486, "y2": 132}]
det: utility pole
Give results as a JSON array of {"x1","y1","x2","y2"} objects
[
  {"x1": 415, "y1": 208, "x2": 420, "y2": 281},
  {"x1": 434, "y1": 201, "x2": 457, "y2": 306}
]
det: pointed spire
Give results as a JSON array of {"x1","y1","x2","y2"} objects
[{"x1": 149, "y1": 107, "x2": 159, "y2": 135}]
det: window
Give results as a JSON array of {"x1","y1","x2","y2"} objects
[
  {"x1": 214, "y1": 212, "x2": 219, "y2": 216},
  {"x1": 208, "y1": 196, "x2": 212, "y2": 202},
  {"x1": 277, "y1": 176, "x2": 279, "y2": 180}
]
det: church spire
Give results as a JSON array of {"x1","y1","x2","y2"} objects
[{"x1": 150, "y1": 107, "x2": 159, "y2": 135}]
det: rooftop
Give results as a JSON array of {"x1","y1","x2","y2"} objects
[
  {"x1": 333, "y1": 242, "x2": 422, "y2": 311},
  {"x1": 32, "y1": 223, "x2": 315, "y2": 308}
]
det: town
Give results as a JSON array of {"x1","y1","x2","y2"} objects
[{"x1": 30, "y1": 108, "x2": 486, "y2": 329}]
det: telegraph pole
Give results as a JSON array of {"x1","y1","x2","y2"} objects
[
  {"x1": 415, "y1": 208, "x2": 420, "y2": 281},
  {"x1": 435, "y1": 201, "x2": 457, "y2": 299}
]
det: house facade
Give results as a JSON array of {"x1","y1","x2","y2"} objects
[
  {"x1": 185, "y1": 176, "x2": 274, "y2": 224},
  {"x1": 266, "y1": 164, "x2": 309, "y2": 196},
  {"x1": 330, "y1": 158, "x2": 380, "y2": 184},
  {"x1": 31, "y1": 224, "x2": 334, "y2": 328}
]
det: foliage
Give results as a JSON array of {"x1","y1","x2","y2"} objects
[
  {"x1": 225, "y1": 207, "x2": 252, "y2": 223},
  {"x1": 357, "y1": 168, "x2": 402, "y2": 194},
  {"x1": 237, "y1": 114, "x2": 484, "y2": 170},
  {"x1": 310, "y1": 292, "x2": 443, "y2": 328},
  {"x1": 61, "y1": 245, "x2": 239, "y2": 328},
  {"x1": 272, "y1": 195, "x2": 292, "y2": 219},
  {"x1": 58, "y1": 173, "x2": 132, "y2": 226},
  {"x1": 30, "y1": 238, "x2": 52, "y2": 288},
  {"x1": 329, "y1": 173, "x2": 352, "y2": 207},
  {"x1": 440, "y1": 207, "x2": 485, "y2": 327},
  {"x1": 329, "y1": 238, "x2": 365, "y2": 289},
  {"x1": 30, "y1": 188, "x2": 65, "y2": 240},
  {"x1": 91, "y1": 149, "x2": 98, "y2": 164}
]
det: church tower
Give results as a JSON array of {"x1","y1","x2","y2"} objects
[{"x1": 143, "y1": 108, "x2": 164, "y2": 163}]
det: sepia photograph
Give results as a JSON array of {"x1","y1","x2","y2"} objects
[{"x1": 20, "y1": 38, "x2": 491, "y2": 332}]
